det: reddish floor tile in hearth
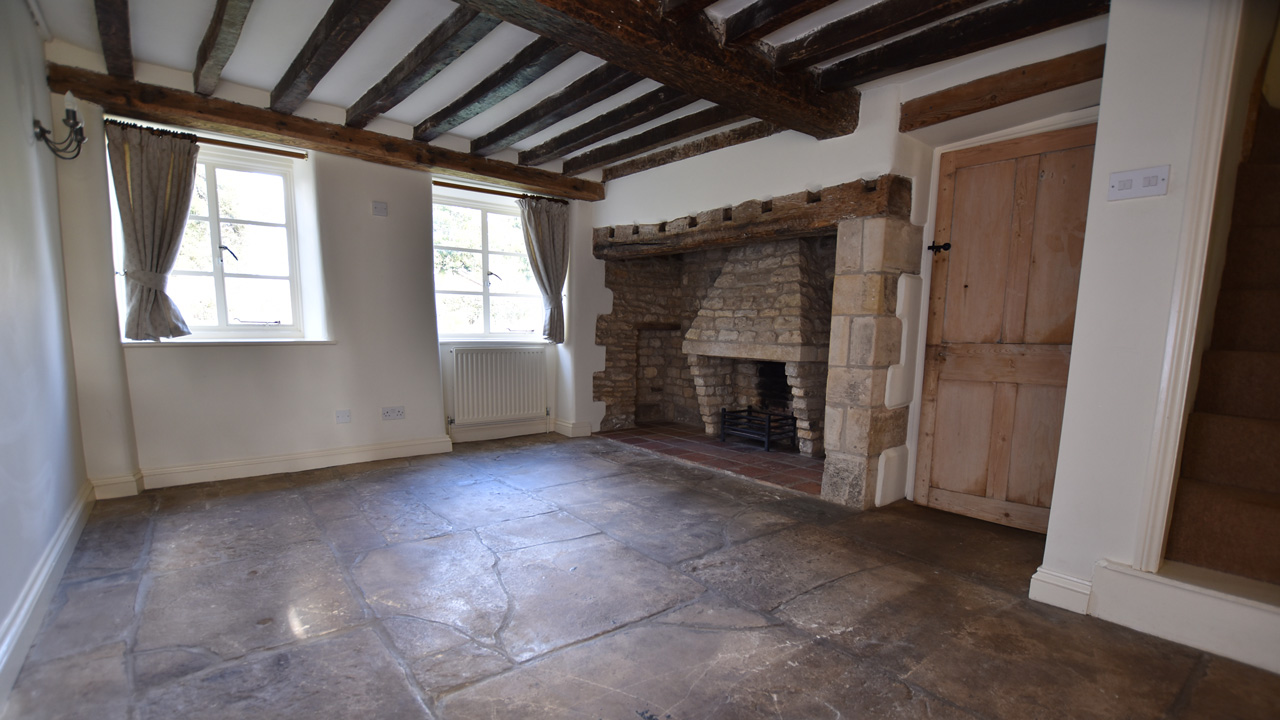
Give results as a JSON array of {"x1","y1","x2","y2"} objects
[{"x1": 598, "y1": 422, "x2": 824, "y2": 495}]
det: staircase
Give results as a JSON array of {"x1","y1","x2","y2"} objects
[{"x1": 1164, "y1": 103, "x2": 1280, "y2": 585}]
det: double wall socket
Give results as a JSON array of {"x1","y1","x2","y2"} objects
[
  {"x1": 382, "y1": 406, "x2": 405, "y2": 421},
  {"x1": 336, "y1": 409, "x2": 351, "y2": 424}
]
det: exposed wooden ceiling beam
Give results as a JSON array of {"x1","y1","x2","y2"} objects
[
  {"x1": 94, "y1": 0, "x2": 133, "y2": 79},
  {"x1": 413, "y1": 37, "x2": 576, "y2": 142},
  {"x1": 714, "y1": 0, "x2": 839, "y2": 47},
  {"x1": 819, "y1": 0, "x2": 1110, "y2": 92},
  {"x1": 593, "y1": 176, "x2": 912, "y2": 261},
  {"x1": 47, "y1": 64, "x2": 603, "y2": 201},
  {"x1": 518, "y1": 85, "x2": 694, "y2": 167},
  {"x1": 900, "y1": 45, "x2": 1106, "y2": 133},
  {"x1": 193, "y1": 0, "x2": 254, "y2": 96},
  {"x1": 602, "y1": 120, "x2": 781, "y2": 182},
  {"x1": 345, "y1": 7, "x2": 500, "y2": 128},
  {"x1": 768, "y1": 0, "x2": 987, "y2": 71},
  {"x1": 470, "y1": 64, "x2": 642, "y2": 156},
  {"x1": 451, "y1": 0, "x2": 859, "y2": 139},
  {"x1": 657, "y1": 0, "x2": 718, "y2": 20},
  {"x1": 270, "y1": 0, "x2": 392, "y2": 114},
  {"x1": 562, "y1": 105, "x2": 747, "y2": 176}
]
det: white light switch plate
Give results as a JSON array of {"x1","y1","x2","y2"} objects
[{"x1": 1108, "y1": 165, "x2": 1169, "y2": 201}]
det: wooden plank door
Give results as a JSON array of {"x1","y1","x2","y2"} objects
[{"x1": 915, "y1": 124, "x2": 1095, "y2": 533}]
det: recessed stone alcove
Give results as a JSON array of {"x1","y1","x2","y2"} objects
[{"x1": 593, "y1": 175, "x2": 923, "y2": 508}]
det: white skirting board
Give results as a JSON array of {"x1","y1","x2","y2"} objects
[
  {"x1": 554, "y1": 419, "x2": 593, "y2": 438},
  {"x1": 139, "y1": 436, "x2": 453, "y2": 490},
  {"x1": 90, "y1": 471, "x2": 144, "y2": 500},
  {"x1": 449, "y1": 419, "x2": 551, "y2": 444},
  {"x1": 0, "y1": 483, "x2": 93, "y2": 702},
  {"x1": 1088, "y1": 560, "x2": 1280, "y2": 674},
  {"x1": 1029, "y1": 566, "x2": 1093, "y2": 614}
]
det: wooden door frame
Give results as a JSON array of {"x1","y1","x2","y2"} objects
[{"x1": 904, "y1": 107, "x2": 1101, "y2": 510}]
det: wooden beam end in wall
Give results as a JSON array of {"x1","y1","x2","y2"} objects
[{"x1": 898, "y1": 44, "x2": 1106, "y2": 133}]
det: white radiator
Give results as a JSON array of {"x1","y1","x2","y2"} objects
[{"x1": 451, "y1": 346, "x2": 547, "y2": 427}]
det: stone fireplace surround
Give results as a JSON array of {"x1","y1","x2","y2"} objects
[{"x1": 593, "y1": 176, "x2": 922, "y2": 509}]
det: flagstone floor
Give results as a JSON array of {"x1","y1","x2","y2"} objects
[{"x1": 4, "y1": 433, "x2": 1277, "y2": 719}]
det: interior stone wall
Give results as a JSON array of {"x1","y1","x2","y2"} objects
[
  {"x1": 594, "y1": 238, "x2": 835, "y2": 455},
  {"x1": 593, "y1": 250, "x2": 728, "y2": 430},
  {"x1": 821, "y1": 216, "x2": 924, "y2": 509}
]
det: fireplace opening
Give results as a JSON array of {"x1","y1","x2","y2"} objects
[{"x1": 755, "y1": 361, "x2": 790, "y2": 414}]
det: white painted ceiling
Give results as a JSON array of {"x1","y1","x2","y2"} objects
[{"x1": 30, "y1": 0, "x2": 1081, "y2": 163}]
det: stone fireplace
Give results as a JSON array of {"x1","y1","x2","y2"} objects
[
  {"x1": 594, "y1": 237, "x2": 834, "y2": 457},
  {"x1": 593, "y1": 176, "x2": 922, "y2": 509}
]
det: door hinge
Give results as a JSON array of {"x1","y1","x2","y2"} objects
[
  {"x1": 447, "y1": 417, "x2": 455, "y2": 425},
  {"x1": 545, "y1": 407, "x2": 551, "y2": 417}
]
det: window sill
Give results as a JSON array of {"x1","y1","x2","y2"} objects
[
  {"x1": 438, "y1": 337, "x2": 550, "y2": 345},
  {"x1": 123, "y1": 339, "x2": 336, "y2": 348}
]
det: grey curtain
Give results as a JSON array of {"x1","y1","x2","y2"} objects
[
  {"x1": 106, "y1": 121, "x2": 200, "y2": 341},
  {"x1": 517, "y1": 196, "x2": 570, "y2": 344}
]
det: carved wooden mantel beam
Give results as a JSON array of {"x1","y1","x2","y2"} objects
[{"x1": 592, "y1": 175, "x2": 911, "y2": 260}]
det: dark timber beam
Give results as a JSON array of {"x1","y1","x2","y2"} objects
[
  {"x1": 601, "y1": 121, "x2": 782, "y2": 182},
  {"x1": 470, "y1": 64, "x2": 641, "y2": 156},
  {"x1": 452, "y1": 0, "x2": 859, "y2": 139},
  {"x1": 715, "y1": 0, "x2": 838, "y2": 47},
  {"x1": 562, "y1": 105, "x2": 747, "y2": 176},
  {"x1": 819, "y1": 0, "x2": 1110, "y2": 92},
  {"x1": 900, "y1": 45, "x2": 1106, "y2": 133},
  {"x1": 769, "y1": 0, "x2": 987, "y2": 71},
  {"x1": 47, "y1": 64, "x2": 603, "y2": 201},
  {"x1": 193, "y1": 0, "x2": 254, "y2": 95},
  {"x1": 593, "y1": 176, "x2": 912, "y2": 260},
  {"x1": 414, "y1": 37, "x2": 576, "y2": 142},
  {"x1": 94, "y1": 0, "x2": 133, "y2": 79},
  {"x1": 345, "y1": 8, "x2": 500, "y2": 128},
  {"x1": 518, "y1": 85, "x2": 694, "y2": 167},
  {"x1": 270, "y1": 0, "x2": 392, "y2": 114},
  {"x1": 657, "y1": 0, "x2": 717, "y2": 20}
]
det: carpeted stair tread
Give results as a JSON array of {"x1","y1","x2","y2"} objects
[
  {"x1": 1195, "y1": 350, "x2": 1280, "y2": 420},
  {"x1": 1232, "y1": 163, "x2": 1280, "y2": 227},
  {"x1": 1164, "y1": 479, "x2": 1280, "y2": 586},
  {"x1": 1180, "y1": 412, "x2": 1280, "y2": 493},
  {"x1": 1211, "y1": 288, "x2": 1280, "y2": 351},
  {"x1": 1219, "y1": 227, "x2": 1280, "y2": 290}
]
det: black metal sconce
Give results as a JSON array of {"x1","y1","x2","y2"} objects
[{"x1": 34, "y1": 92, "x2": 85, "y2": 160}]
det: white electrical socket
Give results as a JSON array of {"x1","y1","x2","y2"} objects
[
  {"x1": 382, "y1": 406, "x2": 405, "y2": 421},
  {"x1": 336, "y1": 409, "x2": 351, "y2": 424}
]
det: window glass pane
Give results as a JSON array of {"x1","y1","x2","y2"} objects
[
  {"x1": 167, "y1": 274, "x2": 217, "y2": 326},
  {"x1": 433, "y1": 204, "x2": 481, "y2": 249},
  {"x1": 434, "y1": 249, "x2": 484, "y2": 292},
  {"x1": 490, "y1": 295, "x2": 542, "y2": 334},
  {"x1": 436, "y1": 293, "x2": 483, "y2": 334},
  {"x1": 175, "y1": 219, "x2": 214, "y2": 272},
  {"x1": 220, "y1": 223, "x2": 290, "y2": 276},
  {"x1": 488, "y1": 213, "x2": 525, "y2": 253},
  {"x1": 215, "y1": 168, "x2": 286, "y2": 223},
  {"x1": 488, "y1": 253, "x2": 539, "y2": 295},
  {"x1": 225, "y1": 277, "x2": 293, "y2": 325},
  {"x1": 189, "y1": 165, "x2": 208, "y2": 217}
]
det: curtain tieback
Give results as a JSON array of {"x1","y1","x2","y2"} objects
[{"x1": 125, "y1": 269, "x2": 168, "y2": 292}]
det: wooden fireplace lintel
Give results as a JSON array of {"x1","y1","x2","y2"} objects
[{"x1": 592, "y1": 174, "x2": 911, "y2": 261}]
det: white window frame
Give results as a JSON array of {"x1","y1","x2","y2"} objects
[
  {"x1": 433, "y1": 197, "x2": 542, "y2": 339},
  {"x1": 168, "y1": 145, "x2": 305, "y2": 339}
]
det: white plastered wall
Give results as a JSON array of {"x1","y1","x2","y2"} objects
[
  {"x1": 0, "y1": 0, "x2": 93, "y2": 701},
  {"x1": 1030, "y1": 0, "x2": 1280, "y2": 673},
  {"x1": 120, "y1": 154, "x2": 452, "y2": 486}
]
